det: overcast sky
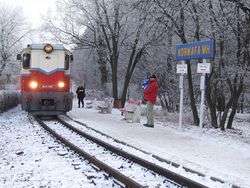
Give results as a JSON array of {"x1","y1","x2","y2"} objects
[
  {"x1": 0, "y1": 0, "x2": 57, "y2": 28},
  {"x1": 0, "y1": 0, "x2": 57, "y2": 43}
]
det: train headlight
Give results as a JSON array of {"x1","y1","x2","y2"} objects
[
  {"x1": 29, "y1": 81, "x2": 38, "y2": 89},
  {"x1": 58, "y1": 81, "x2": 65, "y2": 88},
  {"x1": 44, "y1": 44, "x2": 53, "y2": 54}
]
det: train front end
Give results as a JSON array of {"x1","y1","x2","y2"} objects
[{"x1": 18, "y1": 44, "x2": 73, "y2": 116}]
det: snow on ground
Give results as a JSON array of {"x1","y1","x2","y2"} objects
[
  {"x1": 0, "y1": 106, "x2": 119, "y2": 188},
  {"x1": 47, "y1": 120, "x2": 179, "y2": 188},
  {"x1": 68, "y1": 99, "x2": 250, "y2": 188},
  {"x1": 1, "y1": 100, "x2": 250, "y2": 188}
]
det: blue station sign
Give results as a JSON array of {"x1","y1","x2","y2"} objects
[{"x1": 176, "y1": 39, "x2": 215, "y2": 61}]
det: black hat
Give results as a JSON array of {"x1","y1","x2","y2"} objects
[{"x1": 150, "y1": 74, "x2": 156, "y2": 78}]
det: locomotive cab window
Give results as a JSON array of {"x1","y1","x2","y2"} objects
[
  {"x1": 64, "y1": 54, "x2": 70, "y2": 70},
  {"x1": 22, "y1": 53, "x2": 31, "y2": 69}
]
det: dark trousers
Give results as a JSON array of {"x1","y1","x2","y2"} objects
[{"x1": 78, "y1": 98, "x2": 84, "y2": 107}]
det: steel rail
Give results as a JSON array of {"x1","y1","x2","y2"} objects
[
  {"x1": 58, "y1": 117, "x2": 208, "y2": 188},
  {"x1": 35, "y1": 116, "x2": 143, "y2": 188}
]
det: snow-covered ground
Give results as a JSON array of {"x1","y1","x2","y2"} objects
[
  {"x1": 0, "y1": 107, "x2": 123, "y2": 188},
  {"x1": 68, "y1": 99, "x2": 250, "y2": 188},
  {"x1": 1, "y1": 101, "x2": 250, "y2": 188},
  {"x1": 46, "y1": 120, "x2": 179, "y2": 187}
]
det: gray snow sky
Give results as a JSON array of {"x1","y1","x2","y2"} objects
[
  {"x1": 0, "y1": 0, "x2": 57, "y2": 28},
  {"x1": 0, "y1": 0, "x2": 57, "y2": 43}
]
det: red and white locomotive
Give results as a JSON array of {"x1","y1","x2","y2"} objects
[{"x1": 17, "y1": 44, "x2": 73, "y2": 115}]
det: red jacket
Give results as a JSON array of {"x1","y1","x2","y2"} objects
[{"x1": 143, "y1": 79, "x2": 159, "y2": 104}]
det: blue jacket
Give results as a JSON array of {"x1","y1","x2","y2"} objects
[{"x1": 142, "y1": 79, "x2": 149, "y2": 90}]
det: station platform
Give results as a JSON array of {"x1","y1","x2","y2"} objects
[{"x1": 68, "y1": 99, "x2": 250, "y2": 188}]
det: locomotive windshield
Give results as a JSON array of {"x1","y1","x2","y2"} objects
[
  {"x1": 22, "y1": 53, "x2": 31, "y2": 69},
  {"x1": 65, "y1": 54, "x2": 70, "y2": 70}
]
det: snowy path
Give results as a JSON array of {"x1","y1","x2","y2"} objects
[
  {"x1": 68, "y1": 100, "x2": 250, "y2": 188},
  {"x1": 0, "y1": 107, "x2": 120, "y2": 188}
]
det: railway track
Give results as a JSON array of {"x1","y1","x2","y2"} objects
[{"x1": 35, "y1": 115, "x2": 207, "y2": 188}]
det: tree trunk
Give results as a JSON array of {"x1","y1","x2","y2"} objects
[
  {"x1": 159, "y1": 95, "x2": 166, "y2": 110},
  {"x1": 111, "y1": 62, "x2": 118, "y2": 99},
  {"x1": 227, "y1": 79, "x2": 244, "y2": 129},
  {"x1": 120, "y1": 75, "x2": 130, "y2": 107},
  {"x1": 96, "y1": 34, "x2": 108, "y2": 92},
  {"x1": 219, "y1": 99, "x2": 232, "y2": 131},
  {"x1": 163, "y1": 94, "x2": 170, "y2": 112},
  {"x1": 186, "y1": 60, "x2": 200, "y2": 126},
  {"x1": 98, "y1": 60, "x2": 108, "y2": 90},
  {"x1": 120, "y1": 47, "x2": 144, "y2": 107},
  {"x1": 206, "y1": 73, "x2": 218, "y2": 128},
  {"x1": 178, "y1": 13, "x2": 199, "y2": 126},
  {"x1": 227, "y1": 102, "x2": 237, "y2": 129}
]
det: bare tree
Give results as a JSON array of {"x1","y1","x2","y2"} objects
[
  {"x1": 140, "y1": 0, "x2": 200, "y2": 125},
  {"x1": 136, "y1": 0, "x2": 250, "y2": 129},
  {"x1": 205, "y1": 0, "x2": 250, "y2": 130},
  {"x1": 45, "y1": 0, "x2": 165, "y2": 107},
  {"x1": 0, "y1": 5, "x2": 28, "y2": 78},
  {"x1": 44, "y1": 0, "x2": 250, "y2": 129}
]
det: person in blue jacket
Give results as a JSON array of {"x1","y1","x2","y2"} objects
[
  {"x1": 142, "y1": 75, "x2": 150, "y2": 90},
  {"x1": 142, "y1": 76, "x2": 149, "y2": 104}
]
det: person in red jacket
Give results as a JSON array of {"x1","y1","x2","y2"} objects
[{"x1": 143, "y1": 74, "x2": 159, "y2": 128}]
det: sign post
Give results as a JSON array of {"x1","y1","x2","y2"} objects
[
  {"x1": 199, "y1": 73, "x2": 205, "y2": 128},
  {"x1": 176, "y1": 61, "x2": 187, "y2": 128},
  {"x1": 197, "y1": 59, "x2": 211, "y2": 128},
  {"x1": 176, "y1": 39, "x2": 215, "y2": 128}
]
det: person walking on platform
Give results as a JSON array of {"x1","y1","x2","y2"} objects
[
  {"x1": 143, "y1": 74, "x2": 159, "y2": 128},
  {"x1": 76, "y1": 85, "x2": 85, "y2": 108}
]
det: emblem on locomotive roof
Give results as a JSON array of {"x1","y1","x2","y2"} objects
[{"x1": 43, "y1": 44, "x2": 54, "y2": 54}]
